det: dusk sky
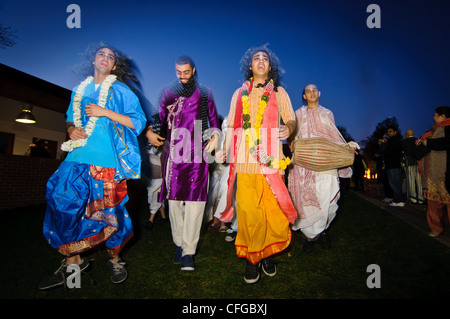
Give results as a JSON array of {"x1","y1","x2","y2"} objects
[{"x1": 1, "y1": 0, "x2": 449, "y2": 144}]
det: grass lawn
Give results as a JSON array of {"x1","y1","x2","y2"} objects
[{"x1": 1, "y1": 190, "x2": 450, "y2": 300}]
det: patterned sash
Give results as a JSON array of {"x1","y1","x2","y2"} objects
[{"x1": 221, "y1": 84, "x2": 297, "y2": 224}]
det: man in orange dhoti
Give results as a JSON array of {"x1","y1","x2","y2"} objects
[{"x1": 220, "y1": 45, "x2": 297, "y2": 284}]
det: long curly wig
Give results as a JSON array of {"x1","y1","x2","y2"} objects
[
  {"x1": 73, "y1": 42, "x2": 141, "y2": 90},
  {"x1": 239, "y1": 44, "x2": 284, "y2": 91}
]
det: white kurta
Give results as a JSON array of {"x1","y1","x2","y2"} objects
[{"x1": 288, "y1": 105, "x2": 352, "y2": 238}]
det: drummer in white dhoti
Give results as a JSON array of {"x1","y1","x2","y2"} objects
[{"x1": 288, "y1": 84, "x2": 359, "y2": 253}]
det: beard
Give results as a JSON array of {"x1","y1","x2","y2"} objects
[{"x1": 170, "y1": 76, "x2": 197, "y2": 98}]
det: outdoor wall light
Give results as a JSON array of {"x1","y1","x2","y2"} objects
[{"x1": 15, "y1": 104, "x2": 36, "y2": 124}]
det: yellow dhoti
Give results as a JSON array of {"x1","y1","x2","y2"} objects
[{"x1": 235, "y1": 173, "x2": 291, "y2": 264}]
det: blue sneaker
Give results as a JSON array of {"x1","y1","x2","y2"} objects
[
  {"x1": 174, "y1": 246, "x2": 182, "y2": 264},
  {"x1": 181, "y1": 255, "x2": 195, "y2": 271}
]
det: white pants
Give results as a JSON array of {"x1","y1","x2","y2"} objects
[
  {"x1": 292, "y1": 174, "x2": 340, "y2": 239},
  {"x1": 405, "y1": 165, "x2": 424, "y2": 202},
  {"x1": 168, "y1": 200, "x2": 206, "y2": 256},
  {"x1": 147, "y1": 178, "x2": 163, "y2": 214}
]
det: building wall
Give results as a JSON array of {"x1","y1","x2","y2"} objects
[{"x1": 0, "y1": 154, "x2": 62, "y2": 210}]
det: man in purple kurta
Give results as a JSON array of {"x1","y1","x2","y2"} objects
[{"x1": 146, "y1": 56, "x2": 220, "y2": 271}]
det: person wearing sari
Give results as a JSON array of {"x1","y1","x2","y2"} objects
[
  {"x1": 39, "y1": 43, "x2": 146, "y2": 290},
  {"x1": 220, "y1": 45, "x2": 296, "y2": 284},
  {"x1": 417, "y1": 106, "x2": 450, "y2": 237}
]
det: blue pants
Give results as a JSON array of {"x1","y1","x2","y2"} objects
[{"x1": 387, "y1": 168, "x2": 405, "y2": 203}]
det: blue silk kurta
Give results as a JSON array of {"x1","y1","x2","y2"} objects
[
  {"x1": 64, "y1": 80, "x2": 147, "y2": 180},
  {"x1": 159, "y1": 86, "x2": 220, "y2": 202}
]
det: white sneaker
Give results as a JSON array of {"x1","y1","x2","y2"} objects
[
  {"x1": 225, "y1": 228, "x2": 236, "y2": 242},
  {"x1": 389, "y1": 202, "x2": 405, "y2": 207},
  {"x1": 428, "y1": 231, "x2": 442, "y2": 238},
  {"x1": 382, "y1": 198, "x2": 393, "y2": 203}
]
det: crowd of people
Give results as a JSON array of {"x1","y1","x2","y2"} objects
[
  {"x1": 37, "y1": 42, "x2": 449, "y2": 291},
  {"x1": 375, "y1": 106, "x2": 450, "y2": 237},
  {"x1": 372, "y1": 108, "x2": 450, "y2": 239}
]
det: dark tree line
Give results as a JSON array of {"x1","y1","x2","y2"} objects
[{"x1": 0, "y1": 5, "x2": 17, "y2": 50}]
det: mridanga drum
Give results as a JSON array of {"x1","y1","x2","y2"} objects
[{"x1": 292, "y1": 137, "x2": 354, "y2": 172}]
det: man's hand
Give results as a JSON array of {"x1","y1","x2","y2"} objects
[
  {"x1": 416, "y1": 138, "x2": 427, "y2": 146},
  {"x1": 146, "y1": 128, "x2": 165, "y2": 147},
  {"x1": 278, "y1": 125, "x2": 291, "y2": 140},
  {"x1": 214, "y1": 149, "x2": 226, "y2": 163},
  {"x1": 205, "y1": 134, "x2": 218, "y2": 153},
  {"x1": 348, "y1": 141, "x2": 360, "y2": 150},
  {"x1": 68, "y1": 126, "x2": 88, "y2": 140},
  {"x1": 85, "y1": 103, "x2": 107, "y2": 117}
]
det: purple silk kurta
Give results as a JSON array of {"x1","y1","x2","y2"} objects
[{"x1": 158, "y1": 87, "x2": 220, "y2": 202}]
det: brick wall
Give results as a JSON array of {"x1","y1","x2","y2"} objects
[{"x1": 0, "y1": 154, "x2": 62, "y2": 209}]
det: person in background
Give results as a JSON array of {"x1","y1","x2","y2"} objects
[
  {"x1": 29, "y1": 139, "x2": 51, "y2": 157},
  {"x1": 383, "y1": 126, "x2": 406, "y2": 207},
  {"x1": 401, "y1": 129, "x2": 424, "y2": 204},
  {"x1": 205, "y1": 117, "x2": 229, "y2": 232},
  {"x1": 143, "y1": 143, "x2": 167, "y2": 230},
  {"x1": 417, "y1": 106, "x2": 450, "y2": 237},
  {"x1": 375, "y1": 137, "x2": 394, "y2": 203},
  {"x1": 352, "y1": 149, "x2": 366, "y2": 192}
]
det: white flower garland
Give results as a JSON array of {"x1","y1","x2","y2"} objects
[{"x1": 61, "y1": 75, "x2": 117, "y2": 152}]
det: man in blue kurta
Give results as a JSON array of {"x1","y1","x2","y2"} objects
[
  {"x1": 146, "y1": 55, "x2": 220, "y2": 271},
  {"x1": 39, "y1": 44, "x2": 146, "y2": 290}
]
